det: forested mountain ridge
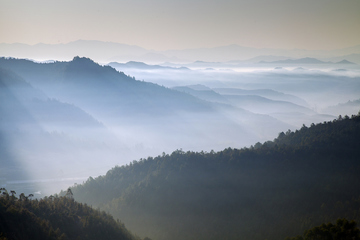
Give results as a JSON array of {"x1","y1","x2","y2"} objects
[
  {"x1": 1, "y1": 56, "x2": 294, "y2": 188},
  {"x1": 0, "y1": 56, "x2": 213, "y2": 118},
  {"x1": 0, "y1": 191, "x2": 144, "y2": 240},
  {"x1": 70, "y1": 113, "x2": 360, "y2": 240}
]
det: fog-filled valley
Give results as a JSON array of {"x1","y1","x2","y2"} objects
[
  {"x1": 1, "y1": 46, "x2": 360, "y2": 240},
  {"x1": 2, "y1": 0, "x2": 360, "y2": 238},
  {"x1": 1, "y1": 53, "x2": 360, "y2": 197}
]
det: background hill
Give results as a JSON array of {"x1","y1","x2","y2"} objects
[
  {"x1": 70, "y1": 114, "x2": 360, "y2": 240},
  {"x1": 1, "y1": 57, "x2": 296, "y2": 195},
  {"x1": 0, "y1": 67, "x2": 124, "y2": 195},
  {"x1": 1, "y1": 41, "x2": 360, "y2": 63}
]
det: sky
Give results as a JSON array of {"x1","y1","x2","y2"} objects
[{"x1": 0, "y1": 0, "x2": 360, "y2": 51}]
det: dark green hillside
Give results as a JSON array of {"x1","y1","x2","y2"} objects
[
  {"x1": 0, "y1": 190, "x2": 142, "y2": 240},
  {"x1": 71, "y1": 113, "x2": 360, "y2": 240},
  {"x1": 286, "y1": 218, "x2": 360, "y2": 240}
]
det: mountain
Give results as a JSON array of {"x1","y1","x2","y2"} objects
[
  {"x1": 335, "y1": 59, "x2": 356, "y2": 64},
  {"x1": 323, "y1": 99, "x2": 360, "y2": 116},
  {"x1": 2, "y1": 41, "x2": 360, "y2": 63},
  {"x1": 0, "y1": 57, "x2": 212, "y2": 119},
  {"x1": 162, "y1": 44, "x2": 360, "y2": 62},
  {"x1": 0, "y1": 67, "x2": 104, "y2": 131},
  {"x1": 258, "y1": 57, "x2": 357, "y2": 65},
  {"x1": 1, "y1": 57, "x2": 301, "y2": 196},
  {"x1": 172, "y1": 85, "x2": 230, "y2": 104},
  {"x1": 224, "y1": 94, "x2": 315, "y2": 115},
  {"x1": 230, "y1": 55, "x2": 294, "y2": 64},
  {"x1": 0, "y1": 192, "x2": 143, "y2": 240},
  {"x1": 0, "y1": 40, "x2": 149, "y2": 63},
  {"x1": 108, "y1": 61, "x2": 189, "y2": 71},
  {"x1": 0, "y1": 57, "x2": 289, "y2": 145},
  {"x1": 0, "y1": 67, "x2": 124, "y2": 195},
  {"x1": 173, "y1": 85, "x2": 326, "y2": 135},
  {"x1": 70, "y1": 114, "x2": 360, "y2": 240},
  {"x1": 259, "y1": 57, "x2": 329, "y2": 64},
  {"x1": 172, "y1": 86, "x2": 314, "y2": 117},
  {"x1": 212, "y1": 88, "x2": 309, "y2": 107},
  {"x1": 322, "y1": 53, "x2": 360, "y2": 65}
]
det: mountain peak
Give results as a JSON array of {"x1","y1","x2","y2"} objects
[
  {"x1": 69, "y1": 56, "x2": 102, "y2": 70},
  {"x1": 336, "y1": 59, "x2": 355, "y2": 64},
  {"x1": 72, "y1": 56, "x2": 96, "y2": 63}
]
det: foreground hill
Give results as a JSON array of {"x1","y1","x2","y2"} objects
[
  {"x1": 0, "y1": 192, "x2": 143, "y2": 240},
  {"x1": 71, "y1": 113, "x2": 360, "y2": 240}
]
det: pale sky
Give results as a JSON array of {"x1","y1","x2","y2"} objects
[{"x1": 0, "y1": 0, "x2": 359, "y2": 51}]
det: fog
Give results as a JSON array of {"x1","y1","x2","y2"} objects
[{"x1": 1, "y1": 57, "x2": 359, "y2": 197}]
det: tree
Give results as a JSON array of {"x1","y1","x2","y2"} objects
[
  {"x1": 286, "y1": 219, "x2": 360, "y2": 240},
  {"x1": 66, "y1": 188, "x2": 73, "y2": 199},
  {"x1": 19, "y1": 193, "x2": 26, "y2": 201}
]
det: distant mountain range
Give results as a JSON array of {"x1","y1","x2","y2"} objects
[
  {"x1": 259, "y1": 57, "x2": 355, "y2": 65},
  {"x1": 108, "y1": 61, "x2": 189, "y2": 71},
  {"x1": 1, "y1": 40, "x2": 360, "y2": 63},
  {"x1": 2, "y1": 56, "x2": 302, "y2": 191}
]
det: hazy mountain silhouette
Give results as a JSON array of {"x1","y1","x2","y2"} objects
[
  {"x1": 0, "y1": 57, "x2": 287, "y2": 132},
  {"x1": 323, "y1": 99, "x2": 360, "y2": 116},
  {"x1": 172, "y1": 85, "x2": 230, "y2": 104},
  {"x1": 224, "y1": 95, "x2": 314, "y2": 114},
  {"x1": 0, "y1": 66, "x2": 127, "y2": 194},
  {"x1": 1, "y1": 57, "x2": 300, "y2": 191},
  {"x1": 335, "y1": 59, "x2": 355, "y2": 64},
  {"x1": 230, "y1": 55, "x2": 293, "y2": 64},
  {"x1": 323, "y1": 53, "x2": 360, "y2": 65},
  {"x1": 2, "y1": 55, "x2": 358, "y2": 196},
  {"x1": 212, "y1": 88, "x2": 309, "y2": 107},
  {"x1": 259, "y1": 57, "x2": 356, "y2": 65},
  {"x1": 172, "y1": 86, "x2": 313, "y2": 116},
  {"x1": 2, "y1": 40, "x2": 360, "y2": 63},
  {"x1": 259, "y1": 57, "x2": 329, "y2": 64},
  {"x1": 108, "y1": 61, "x2": 189, "y2": 71},
  {"x1": 0, "y1": 40, "x2": 149, "y2": 62}
]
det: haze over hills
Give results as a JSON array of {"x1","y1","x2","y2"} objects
[
  {"x1": 1, "y1": 56, "x2": 309, "y2": 195},
  {"x1": 2, "y1": 0, "x2": 360, "y2": 238},
  {"x1": 258, "y1": 57, "x2": 356, "y2": 65},
  {"x1": 324, "y1": 53, "x2": 360, "y2": 65},
  {"x1": 1, "y1": 40, "x2": 360, "y2": 63},
  {"x1": 1, "y1": 53, "x2": 359, "y2": 198},
  {"x1": 71, "y1": 114, "x2": 360, "y2": 240},
  {"x1": 0, "y1": 67, "x2": 125, "y2": 193}
]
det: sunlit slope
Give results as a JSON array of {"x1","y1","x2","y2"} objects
[
  {"x1": 0, "y1": 68, "x2": 104, "y2": 131},
  {"x1": 0, "y1": 68, "x2": 121, "y2": 189},
  {"x1": 71, "y1": 114, "x2": 360, "y2": 240}
]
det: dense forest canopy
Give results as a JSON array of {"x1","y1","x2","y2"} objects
[
  {"x1": 70, "y1": 113, "x2": 360, "y2": 240},
  {"x1": 286, "y1": 218, "x2": 360, "y2": 240},
  {"x1": 0, "y1": 188, "x2": 146, "y2": 240}
]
